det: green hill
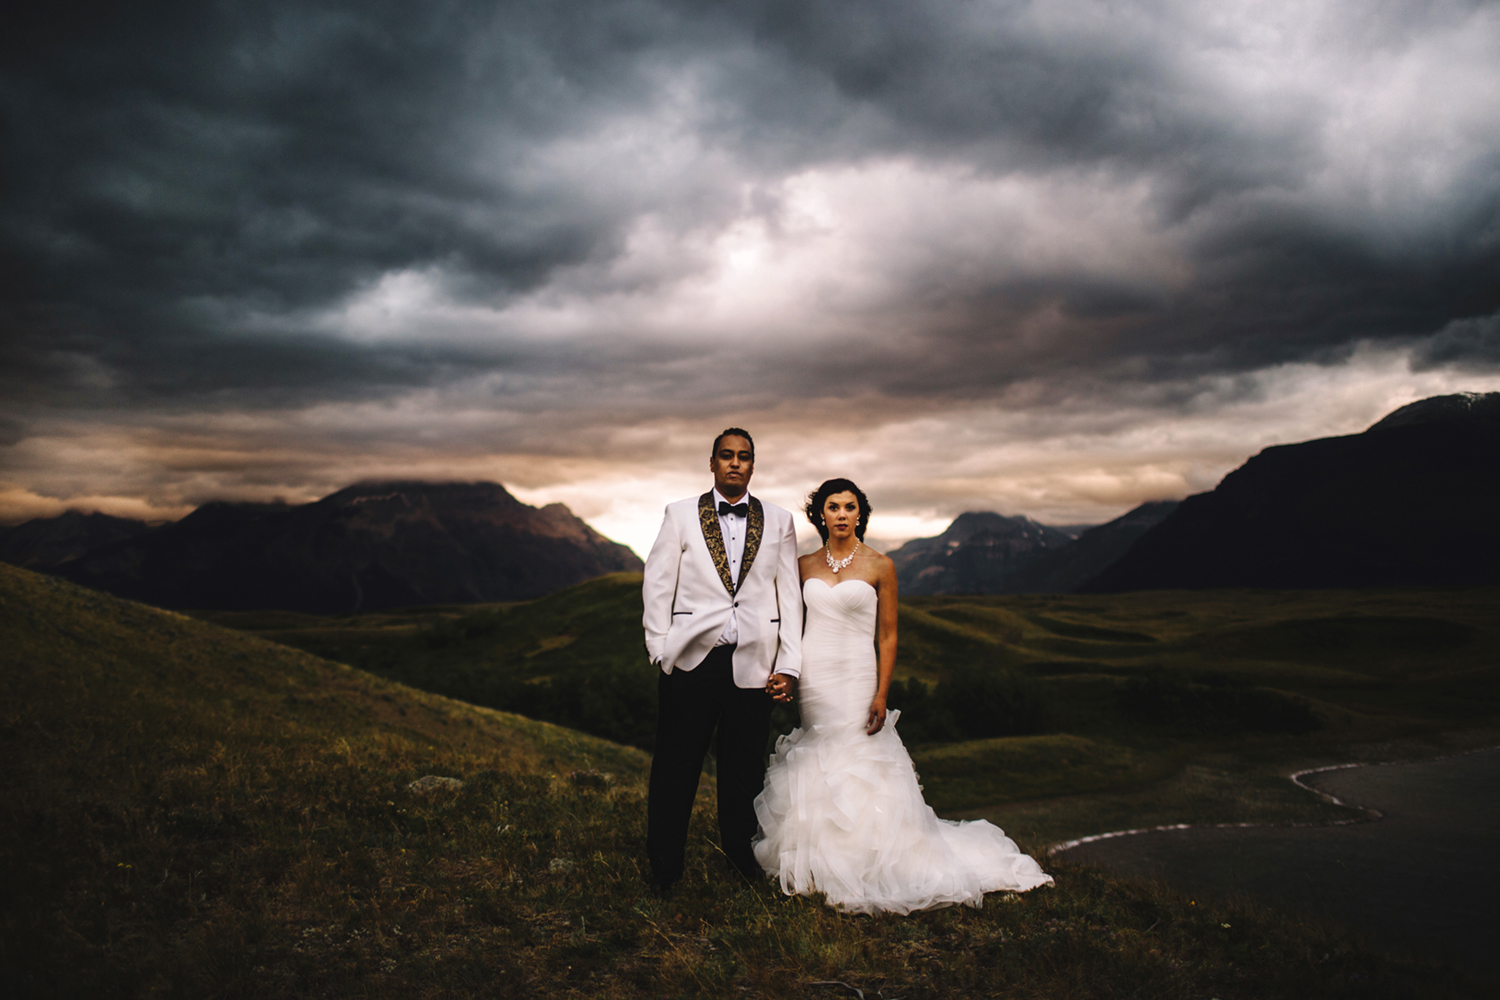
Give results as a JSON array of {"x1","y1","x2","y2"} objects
[
  {"x1": 195, "y1": 572, "x2": 659, "y2": 749},
  {"x1": 203, "y1": 577, "x2": 1500, "y2": 838},
  {"x1": 3, "y1": 564, "x2": 1484, "y2": 997},
  {"x1": 1, "y1": 562, "x2": 651, "y2": 996},
  {"x1": 904, "y1": 588, "x2": 1500, "y2": 841},
  {"x1": 192, "y1": 573, "x2": 1012, "y2": 751}
]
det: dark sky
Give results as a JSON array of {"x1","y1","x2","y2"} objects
[{"x1": 4, "y1": 0, "x2": 1499, "y2": 552}]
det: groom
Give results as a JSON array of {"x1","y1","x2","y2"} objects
[{"x1": 642, "y1": 428, "x2": 803, "y2": 892}]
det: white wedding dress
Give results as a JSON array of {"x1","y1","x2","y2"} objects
[{"x1": 752, "y1": 577, "x2": 1053, "y2": 914}]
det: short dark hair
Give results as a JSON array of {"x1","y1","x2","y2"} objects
[
  {"x1": 805, "y1": 478, "x2": 872, "y2": 542},
  {"x1": 711, "y1": 427, "x2": 755, "y2": 459}
]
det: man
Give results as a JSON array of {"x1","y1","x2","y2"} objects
[{"x1": 642, "y1": 428, "x2": 803, "y2": 893}]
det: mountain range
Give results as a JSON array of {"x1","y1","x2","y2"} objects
[
  {"x1": 1084, "y1": 392, "x2": 1500, "y2": 591},
  {"x1": 887, "y1": 391, "x2": 1499, "y2": 595},
  {"x1": 1008, "y1": 500, "x2": 1182, "y2": 593},
  {"x1": 888, "y1": 512, "x2": 1077, "y2": 596},
  {"x1": 0, "y1": 509, "x2": 153, "y2": 570},
  {"x1": 0, "y1": 481, "x2": 641, "y2": 613},
  {"x1": 888, "y1": 503, "x2": 1180, "y2": 596},
  {"x1": 5, "y1": 392, "x2": 1496, "y2": 606}
]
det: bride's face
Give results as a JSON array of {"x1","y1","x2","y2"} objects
[{"x1": 823, "y1": 491, "x2": 860, "y2": 541}]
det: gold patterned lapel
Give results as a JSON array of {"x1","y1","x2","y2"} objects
[
  {"x1": 738, "y1": 496, "x2": 764, "y2": 591},
  {"x1": 698, "y1": 492, "x2": 765, "y2": 595},
  {"x1": 698, "y1": 492, "x2": 735, "y2": 595}
]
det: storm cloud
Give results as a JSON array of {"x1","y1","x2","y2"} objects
[{"x1": 4, "y1": 0, "x2": 1500, "y2": 552}]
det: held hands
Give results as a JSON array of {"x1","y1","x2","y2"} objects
[
  {"x1": 766, "y1": 672, "x2": 797, "y2": 704},
  {"x1": 866, "y1": 695, "x2": 888, "y2": 735}
]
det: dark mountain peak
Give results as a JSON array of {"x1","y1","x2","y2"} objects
[
  {"x1": 4, "y1": 508, "x2": 146, "y2": 532},
  {"x1": 891, "y1": 510, "x2": 1077, "y2": 595},
  {"x1": 0, "y1": 509, "x2": 153, "y2": 571},
  {"x1": 1367, "y1": 391, "x2": 1500, "y2": 432},
  {"x1": 313, "y1": 481, "x2": 607, "y2": 547},
  {"x1": 1003, "y1": 500, "x2": 1181, "y2": 594},
  {"x1": 39, "y1": 509, "x2": 116, "y2": 525},
  {"x1": 532, "y1": 502, "x2": 612, "y2": 544},
  {"x1": 943, "y1": 511, "x2": 1049, "y2": 539},
  {"x1": 56, "y1": 479, "x2": 642, "y2": 613},
  {"x1": 180, "y1": 499, "x2": 290, "y2": 519},
  {"x1": 1084, "y1": 398, "x2": 1500, "y2": 591},
  {"x1": 326, "y1": 479, "x2": 520, "y2": 501},
  {"x1": 913, "y1": 511, "x2": 1066, "y2": 550},
  {"x1": 318, "y1": 479, "x2": 528, "y2": 514},
  {"x1": 1111, "y1": 500, "x2": 1181, "y2": 527}
]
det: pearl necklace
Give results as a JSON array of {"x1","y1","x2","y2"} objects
[{"x1": 824, "y1": 540, "x2": 861, "y2": 573}]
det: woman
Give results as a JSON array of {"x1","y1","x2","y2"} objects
[{"x1": 751, "y1": 479, "x2": 1052, "y2": 914}]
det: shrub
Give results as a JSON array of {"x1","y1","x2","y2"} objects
[
  {"x1": 940, "y1": 662, "x2": 1058, "y2": 739},
  {"x1": 1120, "y1": 671, "x2": 1320, "y2": 734},
  {"x1": 887, "y1": 676, "x2": 961, "y2": 744},
  {"x1": 889, "y1": 660, "x2": 1058, "y2": 744}
]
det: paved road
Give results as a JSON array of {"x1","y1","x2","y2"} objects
[{"x1": 1061, "y1": 747, "x2": 1500, "y2": 980}]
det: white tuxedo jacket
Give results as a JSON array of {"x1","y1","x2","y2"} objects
[{"x1": 642, "y1": 492, "x2": 803, "y2": 687}]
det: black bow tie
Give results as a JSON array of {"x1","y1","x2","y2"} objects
[{"x1": 718, "y1": 501, "x2": 749, "y2": 518}]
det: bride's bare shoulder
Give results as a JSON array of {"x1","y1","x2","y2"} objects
[{"x1": 864, "y1": 547, "x2": 896, "y2": 580}]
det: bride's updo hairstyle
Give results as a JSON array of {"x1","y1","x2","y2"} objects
[{"x1": 805, "y1": 478, "x2": 872, "y2": 542}]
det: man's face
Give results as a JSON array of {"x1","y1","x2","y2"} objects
[{"x1": 710, "y1": 435, "x2": 754, "y2": 499}]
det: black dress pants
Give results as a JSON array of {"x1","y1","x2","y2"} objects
[{"x1": 647, "y1": 644, "x2": 773, "y2": 887}]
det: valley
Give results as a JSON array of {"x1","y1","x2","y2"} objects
[
  {"x1": 196, "y1": 574, "x2": 1500, "y2": 846},
  {"x1": 6, "y1": 562, "x2": 1492, "y2": 996}
]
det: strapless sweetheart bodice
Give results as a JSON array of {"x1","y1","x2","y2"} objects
[
  {"x1": 798, "y1": 577, "x2": 878, "y2": 731},
  {"x1": 801, "y1": 579, "x2": 878, "y2": 658}
]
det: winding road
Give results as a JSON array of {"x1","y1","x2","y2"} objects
[{"x1": 1059, "y1": 747, "x2": 1500, "y2": 980}]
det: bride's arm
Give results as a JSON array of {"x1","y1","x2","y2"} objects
[{"x1": 867, "y1": 555, "x2": 899, "y2": 735}]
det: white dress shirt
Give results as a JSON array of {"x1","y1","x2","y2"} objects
[{"x1": 714, "y1": 487, "x2": 749, "y2": 646}]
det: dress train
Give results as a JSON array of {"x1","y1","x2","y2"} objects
[{"x1": 752, "y1": 578, "x2": 1051, "y2": 914}]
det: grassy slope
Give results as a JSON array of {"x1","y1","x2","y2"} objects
[
  {"x1": 197, "y1": 573, "x2": 660, "y2": 750},
  {"x1": 209, "y1": 577, "x2": 1500, "y2": 845},
  {"x1": 3, "y1": 565, "x2": 1482, "y2": 997},
  {"x1": 2, "y1": 563, "x2": 649, "y2": 996},
  {"x1": 190, "y1": 573, "x2": 1002, "y2": 751}
]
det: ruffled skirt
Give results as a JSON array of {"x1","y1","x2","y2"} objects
[{"x1": 751, "y1": 709, "x2": 1053, "y2": 914}]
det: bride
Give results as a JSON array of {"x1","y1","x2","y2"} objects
[{"x1": 751, "y1": 479, "x2": 1053, "y2": 914}]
